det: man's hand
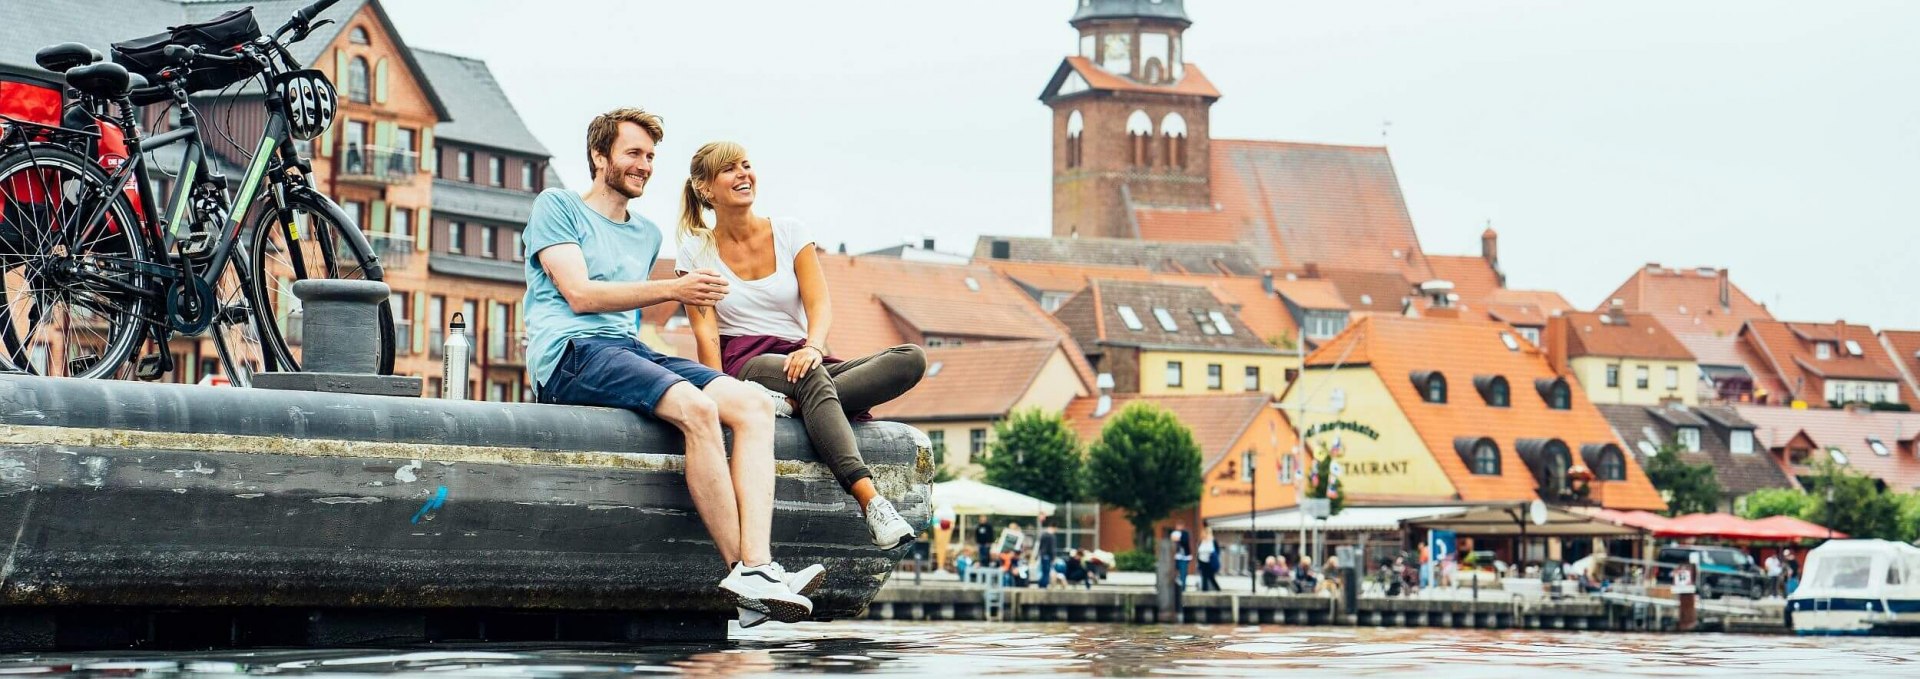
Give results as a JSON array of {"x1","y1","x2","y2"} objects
[{"x1": 673, "y1": 268, "x2": 729, "y2": 306}]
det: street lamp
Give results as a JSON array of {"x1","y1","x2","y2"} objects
[{"x1": 1825, "y1": 485, "x2": 1835, "y2": 541}]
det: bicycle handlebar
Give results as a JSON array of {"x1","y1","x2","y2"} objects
[{"x1": 276, "y1": 0, "x2": 341, "y2": 38}]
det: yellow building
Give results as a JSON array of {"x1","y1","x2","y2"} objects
[
  {"x1": 1547, "y1": 308, "x2": 1701, "y2": 406},
  {"x1": 1053, "y1": 279, "x2": 1291, "y2": 396}
]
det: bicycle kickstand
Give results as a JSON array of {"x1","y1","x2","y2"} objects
[{"x1": 133, "y1": 333, "x2": 175, "y2": 382}]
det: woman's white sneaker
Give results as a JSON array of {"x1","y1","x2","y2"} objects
[
  {"x1": 865, "y1": 496, "x2": 915, "y2": 548},
  {"x1": 720, "y1": 562, "x2": 813, "y2": 623}
]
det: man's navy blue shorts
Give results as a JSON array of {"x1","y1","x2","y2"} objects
[{"x1": 538, "y1": 336, "x2": 725, "y2": 414}]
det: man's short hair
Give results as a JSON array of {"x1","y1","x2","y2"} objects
[{"x1": 585, "y1": 107, "x2": 665, "y2": 178}]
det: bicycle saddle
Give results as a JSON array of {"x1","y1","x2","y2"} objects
[
  {"x1": 35, "y1": 42, "x2": 100, "y2": 73},
  {"x1": 66, "y1": 62, "x2": 132, "y2": 99}
]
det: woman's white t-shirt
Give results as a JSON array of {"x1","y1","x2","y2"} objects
[{"x1": 674, "y1": 218, "x2": 814, "y2": 341}]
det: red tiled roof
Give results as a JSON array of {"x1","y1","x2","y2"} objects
[
  {"x1": 1062, "y1": 279, "x2": 1279, "y2": 354},
  {"x1": 1064, "y1": 392, "x2": 1272, "y2": 469},
  {"x1": 1270, "y1": 278, "x2": 1349, "y2": 311},
  {"x1": 1881, "y1": 330, "x2": 1920, "y2": 404},
  {"x1": 873, "y1": 341, "x2": 1069, "y2": 421},
  {"x1": 1046, "y1": 57, "x2": 1223, "y2": 100},
  {"x1": 1735, "y1": 405, "x2": 1920, "y2": 492},
  {"x1": 1149, "y1": 273, "x2": 1301, "y2": 344},
  {"x1": 1313, "y1": 268, "x2": 1416, "y2": 314},
  {"x1": 1740, "y1": 320, "x2": 1905, "y2": 405},
  {"x1": 875, "y1": 294, "x2": 1056, "y2": 342},
  {"x1": 1425, "y1": 255, "x2": 1503, "y2": 308},
  {"x1": 1602, "y1": 264, "x2": 1773, "y2": 338},
  {"x1": 1134, "y1": 140, "x2": 1427, "y2": 278},
  {"x1": 1558, "y1": 311, "x2": 1694, "y2": 361},
  {"x1": 983, "y1": 260, "x2": 1156, "y2": 295},
  {"x1": 1298, "y1": 315, "x2": 1667, "y2": 511}
]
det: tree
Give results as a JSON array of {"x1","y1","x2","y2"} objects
[
  {"x1": 1803, "y1": 460, "x2": 1901, "y2": 541},
  {"x1": 1642, "y1": 443, "x2": 1722, "y2": 516},
  {"x1": 982, "y1": 408, "x2": 1084, "y2": 503},
  {"x1": 1085, "y1": 402, "x2": 1204, "y2": 551},
  {"x1": 1739, "y1": 488, "x2": 1817, "y2": 521}
]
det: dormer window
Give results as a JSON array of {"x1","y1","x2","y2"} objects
[
  {"x1": 1116, "y1": 305, "x2": 1144, "y2": 331},
  {"x1": 1534, "y1": 377, "x2": 1572, "y2": 410},
  {"x1": 1474, "y1": 375, "x2": 1510, "y2": 407},
  {"x1": 1677, "y1": 426, "x2": 1701, "y2": 452},
  {"x1": 1816, "y1": 342, "x2": 1833, "y2": 360},
  {"x1": 1519, "y1": 438, "x2": 1572, "y2": 497},
  {"x1": 1730, "y1": 429, "x2": 1755, "y2": 454},
  {"x1": 1581, "y1": 443, "x2": 1628, "y2": 482},
  {"x1": 1413, "y1": 371, "x2": 1448, "y2": 404},
  {"x1": 1456, "y1": 437, "x2": 1502, "y2": 475}
]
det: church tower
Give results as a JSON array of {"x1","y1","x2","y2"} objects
[{"x1": 1040, "y1": 0, "x2": 1220, "y2": 239}]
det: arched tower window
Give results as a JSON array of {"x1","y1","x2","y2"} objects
[
  {"x1": 1161, "y1": 112, "x2": 1187, "y2": 169},
  {"x1": 1066, "y1": 110, "x2": 1085, "y2": 169},
  {"x1": 1126, "y1": 110, "x2": 1152, "y2": 168}
]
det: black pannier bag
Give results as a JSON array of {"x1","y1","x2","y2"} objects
[{"x1": 111, "y1": 8, "x2": 263, "y2": 93}]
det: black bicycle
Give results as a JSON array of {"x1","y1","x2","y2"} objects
[{"x1": 0, "y1": 0, "x2": 392, "y2": 384}]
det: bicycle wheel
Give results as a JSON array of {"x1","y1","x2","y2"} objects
[
  {"x1": 208, "y1": 242, "x2": 271, "y2": 386},
  {"x1": 0, "y1": 144, "x2": 149, "y2": 379},
  {"x1": 248, "y1": 189, "x2": 394, "y2": 374}
]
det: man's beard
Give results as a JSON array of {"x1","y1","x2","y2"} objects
[{"x1": 602, "y1": 168, "x2": 645, "y2": 200}]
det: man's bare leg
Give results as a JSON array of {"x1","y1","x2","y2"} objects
[
  {"x1": 707, "y1": 378, "x2": 775, "y2": 566},
  {"x1": 654, "y1": 381, "x2": 741, "y2": 565}
]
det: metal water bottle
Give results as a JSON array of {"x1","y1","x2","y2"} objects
[{"x1": 442, "y1": 312, "x2": 470, "y2": 399}]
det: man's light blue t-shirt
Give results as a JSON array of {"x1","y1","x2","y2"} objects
[{"x1": 522, "y1": 188, "x2": 662, "y2": 390}]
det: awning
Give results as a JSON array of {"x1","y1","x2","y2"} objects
[
  {"x1": 1653, "y1": 512, "x2": 1847, "y2": 541},
  {"x1": 930, "y1": 479, "x2": 1056, "y2": 517},
  {"x1": 1405, "y1": 504, "x2": 1645, "y2": 537},
  {"x1": 1208, "y1": 506, "x2": 1469, "y2": 533},
  {"x1": 1749, "y1": 515, "x2": 1847, "y2": 540}
]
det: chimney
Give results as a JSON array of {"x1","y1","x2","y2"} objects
[
  {"x1": 1304, "y1": 262, "x2": 1321, "y2": 278},
  {"x1": 1545, "y1": 314, "x2": 1571, "y2": 374},
  {"x1": 1481, "y1": 226, "x2": 1499, "y2": 268},
  {"x1": 1419, "y1": 280, "x2": 1455, "y2": 308},
  {"x1": 837, "y1": 242, "x2": 847, "y2": 254},
  {"x1": 1261, "y1": 272, "x2": 1276, "y2": 295},
  {"x1": 1718, "y1": 268, "x2": 1730, "y2": 310},
  {"x1": 1607, "y1": 298, "x2": 1628, "y2": 325}
]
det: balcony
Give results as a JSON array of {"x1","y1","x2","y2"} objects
[
  {"x1": 338, "y1": 143, "x2": 418, "y2": 186},
  {"x1": 369, "y1": 232, "x2": 415, "y2": 270},
  {"x1": 485, "y1": 331, "x2": 527, "y2": 367}
]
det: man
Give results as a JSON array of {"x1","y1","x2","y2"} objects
[
  {"x1": 1169, "y1": 522, "x2": 1193, "y2": 592},
  {"x1": 524, "y1": 108, "x2": 816, "y2": 626},
  {"x1": 1764, "y1": 551, "x2": 1783, "y2": 599},
  {"x1": 974, "y1": 515, "x2": 995, "y2": 581},
  {"x1": 1036, "y1": 523, "x2": 1057, "y2": 589}
]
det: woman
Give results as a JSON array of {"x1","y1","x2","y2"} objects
[
  {"x1": 675, "y1": 141, "x2": 925, "y2": 550},
  {"x1": 1196, "y1": 528, "x2": 1221, "y2": 592}
]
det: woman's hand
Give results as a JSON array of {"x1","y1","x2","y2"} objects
[{"x1": 784, "y1": 346, "x2": 823, "y2": 382}]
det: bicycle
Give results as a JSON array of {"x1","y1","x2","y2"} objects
[{"x1": 0, "y1": 0, "x2": 392, "y2": 385}]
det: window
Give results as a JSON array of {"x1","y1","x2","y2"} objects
[
  {"x1": 488, "y1": 302, "x2": 509, "y2": 361},
  {"x1": 1152, "y1": 307, "x2": 1178, "y2": 332},
  {"x1": 1245, "y1": 366, "x2": 1261, "y2": 391},
  {"x1": 1303, "y1": 311, "x2": 1346, "y2": 339},
  {"x1": 1870, "y1": 438, "x2": 1890, "y2": 457},
  {"x1": 1599, "y1": 450, "x2": 1626, "y2": 481},
  {"x1": 457, "y1": 150, "x2": 473, "y2": 181},
  {"x1": 1678, "y1": 427, "x2": 1701, "y2": 452},
  {"x1": 340, "y1": 200, "x2": 366, "y2": 229},
  {"x1": 1240, "y1": 450, "x2": 1254, "y2": 482},
  {"x1": 395, "y1": 126, "x2": 416, "y2": 155},
  {"x1": 1165, "y1": 361, "x2": 1184, "y2": 387},
  {"x1": 1845, "y1": 340, "x2": 1864, "y2": 356},
  {"x1": 1546, "y1": 380, "x2": 1571, "y2": 409},
  {"x1": 1208, "y1": 311, "x2": 1234, "y2": 335},
  {"x1": 427, "y1": 296, "x2": 445, "y2": 351},
  {"x1": 511, "y1": 231, "x2": 524, "y2": 262},
  {"x1": 1828, "y1": 447, "x2": 1848, "y2": 466},
  {"x1": 1635, "y1": 365, "x2": 1649, "y2": 389},
  {"x1": 489, "y1": 156, "x2": 504, "y2": 186},
  {"x1": 1606, "y1": 364, "x2": 1620, "y2": 388},
  {"x1": 1161, "y1": 112, "x2": 1187, "y2": 167},
  {"x1": 1125, "y1": 109, "x2": 1151, "y2": 166},
  {"x1": 391, "y1": 207, "x2": 412, "y2": 240},
  {"x1": 1499, "y1": 332, "x2": 1519, "y2": 352},
  {"x1": 1206, "y1": 364, "x2": 1222, "y2": 390},
  {"x1": 346, "y1": 57, "x2": 370, "y2": 103},
  {"x1": 489, "y1": 382, "x2": 508, "y2": 403},
  {"x1": 349, "y1": 26, "x2": 370, "y2": 44},
  {"x1": 1637, "y1": 440, "x2": 1659, "y2": 457},
  {"x1": 447, "y1": 222, "x2": 465, "y2": 254},
  {"x1": 1422, "y1": 373, "x2": 1448, "y2": 404},
  {"x1": 521, "y1": 162, "x2": 535, "y2": 190},
  {"x1": 1815, "y1": 342, "x2": 1832, "y2": 360},
  {"x1": 1472, "y1": 441, "x2": 1500, "y2": 475},
  {"x1": 1665, "y1": 366, "x2": 1679, "y2": 390},
  {"x1": 1730, "y1": 429, "x2": 1755, "y2": 454},
  {"x1": 1040, "y1": 292, "x2": 1071, "y2": 312},
  {"x1": 1478, "y1": 375, "x2": 1510, "y2": 407},
  {"x1": 461, "y1": 300, "x2": 477, "y2": 341},
  {"x1": 970, "y1": 428, "x2": 988, "y2": 456},
  {"x1": 1191, "y1": 309, "x2": 1216, "y2": 335},
  {"x1": 929, "y1": 430, "x2": 946, "y2": 459},
  {"x1": 1517, "y1": 327, "x2": 1541, "y2": 346},
  {"x1": 1116, "y1": 305, "x2": 1144, "y2": 331},
  {"x1": 481, "y1": 225, "x2": 497, "y2": 258}
]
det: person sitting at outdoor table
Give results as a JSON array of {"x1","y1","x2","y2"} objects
[
  {"x1": 1261, "y1": 556, "x2": 1290, "y2": 592},
  {"x1": 1317, "y1": 556, "x2": 1344, "y2": 596},
  {"x1": 1000, "y1": 549, "x2": 1026, "y2": 587},
  {"x1": 1294, "y1": 561, "x2": 1318, "y2": 594}
]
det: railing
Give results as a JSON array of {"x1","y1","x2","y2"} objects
[
  {"x1": 486, "y1": 331, "x2": 527, "y2": 366},
  {"x1": 338, "y1": 143, "x2": 419, "y2": 185},
  {"x1": 368, "y1": 232, "x2": 414, "y2": 270}
]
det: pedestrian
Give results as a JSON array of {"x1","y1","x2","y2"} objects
[
  {"x1": 1037, "y1": 524, "x2": 1058, "y2": 589},
  {"x1": 1418, "y1": 540, "x2": 1433, "y2": 590},
  {"x1": 1169, "y1": 522, "x2": 1193, "y2": 592},
  {"x1": 974, "y1": 515, "x2": 995, "y2": 580},
  {"x1": 1764, "y1": 551, "x2": 1784, "y2": 599},
  {"x1": 1197, "y1": 528, "x2": 1222, "y2": 592},
  {"x1": 674, "y1": 140, "x2": 927, "y2": 549},
  {"x1": 525, "y1": 108, "x2": 815, "y2": 627},
  {"x1": 1782, "y1": 547, "x2": 1801, "y2": 595},
  {"x1": 1065, "y1": 550, "x2": 1091, "y2": 589}
]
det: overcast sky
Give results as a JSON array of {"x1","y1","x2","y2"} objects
[{"x1": 382, "y1": 0, "x2": 1920, "y2": 329}]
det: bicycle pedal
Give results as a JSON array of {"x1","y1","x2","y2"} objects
[
  {"x1": 180, "y1": 231, "x2": 217, "y2": 258},
  {"x1": 135, "y1": 353, "x2": 166, "y2": 381},
  {"x1": 66, "y1": 354, "x2": 99, "y2": 376}
]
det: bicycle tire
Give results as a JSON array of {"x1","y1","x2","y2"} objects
[
  {"x1": 208, "y1": 241, "x2": 273, "y2": 387},
  {"x1": 0, "y1": 144, "x2": 150, "y2": 379},
  {"x1": 248, "y1": 189, "x2": 395, "y2": 375}
]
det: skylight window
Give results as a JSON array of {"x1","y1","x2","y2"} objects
[
  {"x1": 963, "y1": 277, "x2": 980, "y2": 292},
  {"x1": 1499, "y1": 332, "x2": 1519, "y2": 351},
  {"x1": 1152, "y1": 308, "x2": 1179, "y2": 332},
  {"x1": 1208, "y1": 311, "x2": 1233, "y2": 335},
  {"x1": 1117, "y1": 305, "x2": 1144, "y2": 331},
  {"x1": 1845, "y1": 340, "x2": 1864, "y2": 356},
  {"x1": 1869, "y1": 439, "x2": 1890, "y2": 456},
  {"x1": 1829, "y1": 447, "x2": 1849, "y2": 466},
  {"x1": 1191, "y1": 309, "x2": 1216, "y2": 335}
]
